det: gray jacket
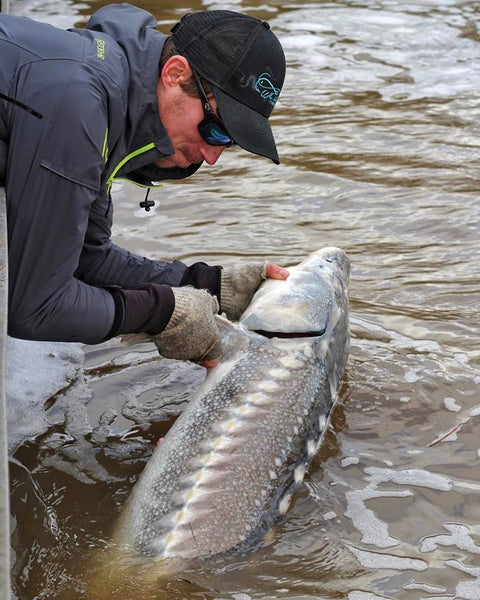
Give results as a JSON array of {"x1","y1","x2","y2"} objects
[{"x1": 0, "y1": 4, "x2": 220, "y2": 343}]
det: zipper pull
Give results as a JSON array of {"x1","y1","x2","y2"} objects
[{"x1": 139, "y1": 188, "x2": 155, "y2": 212}]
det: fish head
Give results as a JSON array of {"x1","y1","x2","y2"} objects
[
  {"x1": 239, "y1": 247, "x2": 350, "y2": 335},
  {"x1": 239, "y1": 247, "x2": 350, "y2": 386}
]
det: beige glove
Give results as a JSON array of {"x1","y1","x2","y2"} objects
[
  {"x1": 220, "y1": 262, "x2": 267, "y2": 321},
  {"x1": 151, "y1": 287, "x2": 221, "y2": 363}
]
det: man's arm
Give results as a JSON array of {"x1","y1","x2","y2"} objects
[
  {"x1": 6, "y1": 60, "x2": 123, "y2": 343},
  {"x1": 75, "y1": 219, "x2": 222, "y2": 297},
  {"x1": 6, "y1": 56, "x2": 220, "y2": 344}
]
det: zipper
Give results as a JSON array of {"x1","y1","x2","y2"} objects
[
  {"x1": 106, "y1": 142, "x2": 160, "y2": 192},
  {"x1": 105, "y1": 142, "x2": 163, "y2": 214}
]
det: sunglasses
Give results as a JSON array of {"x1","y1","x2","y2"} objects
[{"x1": 190, "y1": 69, "x2": 236, "y2": 148}]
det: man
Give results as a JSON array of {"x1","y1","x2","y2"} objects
[{"x1": 0, "y1": 3, "x2": 288, "y2": 365}]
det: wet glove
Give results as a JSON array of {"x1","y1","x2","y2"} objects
[
  {"x1": 220, "y1": 262, "x2": 267, "y2": 321},
  {"x1": 118, "y1": 285, "x2": 221, "y2": 363},
  {"x1": 149, "y1": 287, "x2": 221, "y2": 363}
]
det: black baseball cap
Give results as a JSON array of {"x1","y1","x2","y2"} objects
[{"x1": 171, "y1": 10, "x2": 285, "y2": 164}]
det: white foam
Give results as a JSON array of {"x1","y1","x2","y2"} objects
[
  {"x1": 452, "y1": 479, "x2": 480, "y2": 493},
  {"x1": 446, "y1": 560, "x2": 480, "y2": 600},
  {"x1": 420, "y1": 523, "x2": 480, "y2": 555},
  {"x1": 345, "y1": 467, "x2": 453, "y2": 549},
  {"x1": 347, "y1": 545, "x2": 427, "y2": 571},
  {"x1": 404, "y1": 369, "x2": 421, "y2": 383},
  {"x1": 454, "y1": 353, "x2": 470, "y2": 366},
  {"x1": 341, "y1": 456, "x2": 360, "y2": 467},
  {"x1": 364, "y1": 467, "x2": 453, "y2": 491},
  {"x1": 345, "y1": 481, "x2": 407, "y2": 548},
  {"x1": 281, "y1": 33, "x2": 321, "y2": 52},
  {"x1": 403, "y1": 582, "x2": 447, "y2": 593},
  {"x1": 348, "y1": 592, "x2": 391, "y2": 600},
  {"x1": 435, "y1": 429, "x2": 461, "y2": 444},
  {"x1": 323, "y1": 511, "x2": 337, "y2": 520},
  {"x1": 444, "y1": 397, "x2": 461, "y2": 412}
]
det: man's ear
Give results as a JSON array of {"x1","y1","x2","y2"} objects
[{"x1": 160, "y1": 55, "x2": 192, "y2": 88}]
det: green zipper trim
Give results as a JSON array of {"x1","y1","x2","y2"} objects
[
  {"x1": 113, "y1": 177, "x2": 163, "y2": 190},
  {"x1": 106, "y1": 142, "x2": 157, "y2": 192},
  {"x1": 102, "y1": 128, "x2": 109, "y2": 162}
]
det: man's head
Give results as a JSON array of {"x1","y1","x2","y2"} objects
[{"x1": 156, "y1": 10, "x2": 285, "y2": 169}]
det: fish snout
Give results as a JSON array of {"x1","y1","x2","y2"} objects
[{"x1": 318, "y1": 247, "x2": 350, "y2": 281}]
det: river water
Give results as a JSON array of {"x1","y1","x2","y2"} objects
[{"x1": 6, "y1": 0, "x2": 480, "y2": 598}]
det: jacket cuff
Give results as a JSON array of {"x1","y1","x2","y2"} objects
[
  {"x1": 105, "y1": 287, "x2": 126, "y2": 339},
  {"x1": 115, "y1": 284, "x2": 175, "y2": 336},
  {"x1": 179, "y1": 262, "x2": 222, "y2": 303}
]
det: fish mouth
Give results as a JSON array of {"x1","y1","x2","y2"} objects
[{"x1": 253, "y1": 329, "x2": 325, "y2": 339}]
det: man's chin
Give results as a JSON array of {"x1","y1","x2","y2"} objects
[
  {"x1": 156, "y1": 152, "x2": 199, "y2": 169},
  {"x1": 155, "y1": 157, "x2": 181, "y2": 169}
]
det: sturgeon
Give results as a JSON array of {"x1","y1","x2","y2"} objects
[{"x1": 115, "y1": 247, "x2": 350, "y2": 561}]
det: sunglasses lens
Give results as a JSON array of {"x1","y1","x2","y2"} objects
[{"x1": 199, "y1": 120, "x2": 235, "y2": 147}]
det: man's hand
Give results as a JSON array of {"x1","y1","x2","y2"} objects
[
  {"x1": 122, "y1": 264, "x2": 289, "y2": 369},
  {"x1": 265, "y1": 263, "x2": 290, "y2": 280},
  {"x1": 150, "y1": 287, "x2": 221, "y2": 364},
  {"x1": 220, "y1": 261, "x2": 289, "y2": 321}
]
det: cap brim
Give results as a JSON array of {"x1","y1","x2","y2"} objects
[{"x1": 213, "y1": 87, "x2": 280, "y2": 164}]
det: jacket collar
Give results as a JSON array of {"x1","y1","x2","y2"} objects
[{"x1": 87, "y1": 4, "x2": 201, "y2": 184}]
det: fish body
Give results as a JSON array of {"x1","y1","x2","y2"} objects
[{"x1": 115, "y1": 247, "x2": 350, "y2": 560}]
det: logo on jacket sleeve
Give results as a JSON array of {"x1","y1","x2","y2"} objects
[
  {"x1": 95, "y1": 38, "x2": 106, "y2": 60},
  {"x1": 254, "y1": 73, "x2": 280, "y2": 107}
]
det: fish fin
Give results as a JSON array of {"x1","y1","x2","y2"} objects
[
  {"x1": 214, "y1": 314, "x2": 251, "y2": 359},
  {"x1": 215, "y1": 314, "x2": 251, "y2": 339},
  {"x1": 214, "y1": 314, "x2": 240, "y2": 333}
]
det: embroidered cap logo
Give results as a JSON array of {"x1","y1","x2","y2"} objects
[{"x1": 254, "y1": 73, "x2": 280, "y2": 108}]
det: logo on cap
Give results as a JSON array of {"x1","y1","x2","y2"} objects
[{"x1": 254, "y1": 73, "x2": 280, "y2": 107}]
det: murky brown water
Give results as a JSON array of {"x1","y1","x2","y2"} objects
[{"x1": 5, "y1": 0, "x2": 480, "y2": 598}]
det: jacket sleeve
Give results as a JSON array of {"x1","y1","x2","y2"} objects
[
  {"x1": 74, "y1": 229, "x2": 222, "y2": 336},
  {"x1": 6, "y1": 59, "x2": 121, "y2": 343},
  {"x1": 75, "y1": 203, "x2": 222, "y2": 297}
]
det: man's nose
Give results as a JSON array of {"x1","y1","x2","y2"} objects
[{"x1": 201, "y1": 144, "x2": 225, "y2": 165}]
